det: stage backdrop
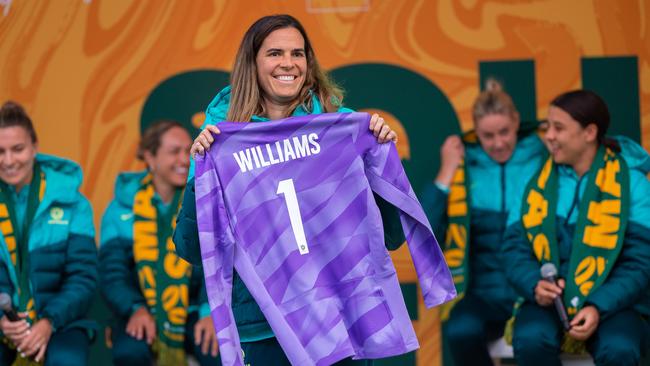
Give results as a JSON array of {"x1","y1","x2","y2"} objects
[{"x1": 1, "y1": 1, "x2": 648, "y2": 365}]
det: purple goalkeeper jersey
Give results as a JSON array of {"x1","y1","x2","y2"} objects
[{"x1": 195, "y1": 112, "x2": 456, "y2": 366}]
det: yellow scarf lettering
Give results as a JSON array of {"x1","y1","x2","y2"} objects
[
  {"x1": 444, "y1": 224, "x2": 466, "y2": 268},
  {"x1": 134, "y1": 186, "x2": 158, "y2": 307},
  {"x1": 448, "y1": 169, "x2": 467, "y2": 217},
  {"x1": 574, "y1": 256, "x2": 606, "y2": 296},
  {"x1": 523, "y1": 158, "x2": 552, "y2": 262},
  {"x1": 162, "y1": 234, "x2": 190, "y2": 335},
  {"x1": 583, "y1": 200, "x2": 620, "y2": 249},
  {"x1": 523, "y1": 190, "x2": 548, "y2": 228},
  {"x1": 533, "y1": 233, "x2": 550, "y2": 261},
  {"x1": 583, "y1": 160, "x2": 622, "y2": 249},
  {"x1": 164, "y1": 237, "x2": 190, "y2": 279},
  {"x1": 523, "y1": 188, "x2": 551, "y2": 261},
  {"x1": 134, "y1": 187, "x2": 159, "y2": 262},
  {"x1": 138, "y1": 267, "x2": 157, "y2": 307},
  {"x1": 0, "y1": 204, "x2": 17, "y2": 264},
  {"x1": 162, "y1": 284, "x2": 189, "y2": 326},
  {"x1": 574, "y1": 156, "x2": 621, "y2": 301},
  {"x1": 445, "y1": 166, "x2": 468, "y2": 283}
]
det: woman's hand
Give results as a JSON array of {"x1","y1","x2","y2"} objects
[
  {"x1": 568, "y1": 305, "x2": 600, "y2": 341},
  {"x1": 16, "y1": 318, "x2": 52, "y2": 362},
  {"x1": 435, "y1": 135, "x2": 465, "y2": 187},
  {"x1": 0, "y1": 312, "x2": 30, "y2": 345},
  {"x1": 534, "y1": 278, "x2": 565, "y2": 307},
  {"x1": 369, "y1": 114, "x2": 398, "y2": 144},
  {"x1": 191, "y1": 125, "x2": 221, "y2": 158},
  {"x1": 126, "y1": 306, "x2": 156, "y2": 345},
  {"x1": 194, "y1": 315, "x2": 219, "y2": 357}
]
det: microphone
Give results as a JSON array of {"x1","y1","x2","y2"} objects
[
  {"x1": 0, "y1": 293, "x2": 20, "y2": 322},
  {"x1": 540, "y1": 263, "x2": 571, "y2": 331}
]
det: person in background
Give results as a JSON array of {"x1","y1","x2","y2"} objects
[
  {"x1": 502, "y1": 90, "x2": 650, "y2": 366},
  {"x1": 421, "y1": 79, "x2": 546, "y2": 365},
  {"x1": 0, "y1": 101, "x2": 97, "y2": 365},
  {"x1": 99, "y1": 120, "x2": 218, "y2": 366},
  {"x1": 173, "y1": 14, "x2": 403, "y2": 366}
]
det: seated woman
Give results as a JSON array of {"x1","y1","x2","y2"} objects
[
  {"x1": 99, "y1": 120, "x2": 219, "y2": 366},
  {"x1": 502, "y1": 90, "x2": 650, "y2": 366},
  {"x1": 173, "y1": 14, "x2": 403, "y2": 366},
  {"x1": 421, "y1": 79, "x2": 546, "y2": 366},
  {"x1": 0, "y1": 101, "x2": 97, "y2": 365}
]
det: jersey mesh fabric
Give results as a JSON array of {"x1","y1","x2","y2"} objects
[{"x1": 195, "y1": 112, "x2": 456, "y2": 366}]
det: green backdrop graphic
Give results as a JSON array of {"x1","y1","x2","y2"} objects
[{"x1": 89, "y1": 57, "x2": 640, "y2": 366}]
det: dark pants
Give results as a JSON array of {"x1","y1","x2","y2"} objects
[
  {"x1": 443, "y1": 293, "x2": 512, "y2": 366},
  {"x1": 513, "y1": 302, "x2": 645, "y2": 366},
  {"x1": 111, "y1": 312, "x2": 219, "y2": 366},
  {"x1": 0, "y1": 328, "x2": 90, "y2": 366},
  {"x1": 241, "y1": 336, "x2": 374, "y2": 366}
]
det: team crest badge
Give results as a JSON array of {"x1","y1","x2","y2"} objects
[
  {"x1": 50, "y1": 207, "x2": 64, "y2": 220},
  {"x1": 48, "y1": 207, "x2": 68, "y2": 225}
]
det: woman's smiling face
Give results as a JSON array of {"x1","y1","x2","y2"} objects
[
  {"x1": 0, "y1": 126, "x2": 37, "y2": 191},
  {"x1": 256, "y1": 27, "x2": 307, "y2": 108}
]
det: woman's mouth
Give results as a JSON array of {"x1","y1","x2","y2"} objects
[{"x1": 274, "y1": 75, "x2": 297, "y2": 83}]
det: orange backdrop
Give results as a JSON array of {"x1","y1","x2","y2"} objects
[{"x1": 1, "y1": 1, "x2": 648, "y2": 365}]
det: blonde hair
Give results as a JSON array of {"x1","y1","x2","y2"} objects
[
  {"x1": 227, "y1": 14, "x2": 343, "y2": 122},
  {"x1": 472, "y1": 78, "x2": 518, "y2": 124}
]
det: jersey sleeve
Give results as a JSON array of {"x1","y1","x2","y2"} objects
[
  {"x1": 359, "y1": 124, "x2": 456, "y2": 308},
  {"x1": 194, "y1": 151, "x2": 244, "y2": 366}
]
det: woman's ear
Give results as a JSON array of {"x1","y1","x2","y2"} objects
[
  {"x1": 584, "y1": 123, "x2": 599, "y2": 143},
  {"x1": 143, "y1": 150, "x2": 155, "y2": 172},
  {"x1": 513, "y1": 112, "x2": 521, "y2": 131}
]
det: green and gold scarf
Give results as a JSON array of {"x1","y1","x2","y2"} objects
[
  {"x1": 0, "y1": 164, "x2": 45, "y2": 366},
  {"x1": 440, "y1": 156, "x2": 470, "y2": 321},
  {"x1": 441, "y1": 124, "x2": 543, "y2": 321},
  {"x1": 517, "y1": 146, "x2": 629, "y2": 352},
  {"x1": 133, "y1": 174, "x2": 190, "y2": 366},
  {"x1": 0, "y1": 164, "x2": 45, "y2": 323}
]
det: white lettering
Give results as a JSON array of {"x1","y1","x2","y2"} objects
[
  {"x1": 232, "y1": 133, "x2": 321, "y2": 173},
  {"x1": 283, "y1": 139, "x2": 296, "y2": 161},
  {"x1": 233, "y1": 150, "x2": 254, "y2": 173},
  {"x1": 308, "y1": 133, "x2": 320, "y2": 154},
  {"x1": 275, "y1": 141, "x2": 285, "y2": 162},
  {"x1": 266, "y1": 144, "x2": 280, "y2": 164},
  {"x1": 292, "y1": 135, "x2": 310, "y2": 158},
  {"x1": 255, "y1": 146, "x2": 271, "y2": 167}
]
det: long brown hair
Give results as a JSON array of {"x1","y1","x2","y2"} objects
[{"x1": 228, "y1": 14, "x2": 343, "y2": 122}]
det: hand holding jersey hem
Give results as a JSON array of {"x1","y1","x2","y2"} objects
[{"x1": 191, "y1": 124, "x2": 221, "y2": 158}]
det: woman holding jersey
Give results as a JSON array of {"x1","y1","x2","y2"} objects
[{"x1": 173, "y1": 14, "x2": 402, "y2": 366}]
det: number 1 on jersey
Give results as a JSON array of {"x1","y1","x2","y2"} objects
[{"x1": 277, "y1": 179, "x2": 309, "y2": 255}]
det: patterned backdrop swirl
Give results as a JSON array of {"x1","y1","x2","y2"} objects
[{"x1": 1, "y1": 1, "x2": 648, "y2": 365}]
